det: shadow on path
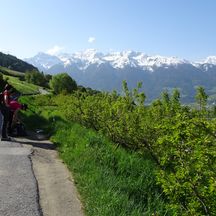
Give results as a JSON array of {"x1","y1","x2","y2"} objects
[
  {"x1": 15, "y1": 140, "x2": 56, "y2": 150},
  {"x1": 13, "y1": 130, "x2": 56, "y2": 150}
]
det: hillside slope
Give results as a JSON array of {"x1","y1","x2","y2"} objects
[
  {"x1": 0, "y1": 66, "x2": 42, "y2": 94},
  {"x1": 0, "y1": 52, "x2": 38, "y2": 72}
]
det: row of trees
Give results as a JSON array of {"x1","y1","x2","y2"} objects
[
  {"x1": 24, "y1": 70, "x2": 77, "y2": 94},
  {"x1": 24, "y1": 70, "x2": 210, "y2": 108},
  {"x1": 25, "y1": 70, "x2": 52, "y2": 87},
  {"x1": 25, "y1": 70, "x2": 101, "y2": 95},
  {"x1": 47, "y1": 82, "x2": 215, "y2": 215}
]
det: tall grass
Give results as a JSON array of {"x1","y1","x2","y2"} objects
[{"x1": 52, "y1": 122, "x2": 170, "y2": 215}]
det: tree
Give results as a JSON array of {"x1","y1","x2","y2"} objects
[
  {"x1": 0, "y1": 72, "x2": 7, "y2": 91},
  {"x1": 161, "y1": 90, "x2": 170, "y2": 106},
  {"x1": 44, "y1": 74, "x2": 52, "y2": 83},
  {"x1": 49, "y1": 73, "x2": 77, "y2": 94},
  {"x1": 195, "y1": 86, "x2": 208, "y2": 111},
  {"x1": 25, "y1": 70, "x2": 47, "y2": 86},
  {"x1": 171, "y1": 88, "x2": 181, "y2": 110},
  {"x1": 0, "y1": 72, "x2": 3, "y2": 81}
]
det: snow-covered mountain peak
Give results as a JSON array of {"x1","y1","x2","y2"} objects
[
  {"x1": 24, "y1": 52, "x2": 62, "y2": 70},
  {"x1": 68, "y1": 49, "x2": 104, "y2": 67},
  {"x1": 202, "y1": 56, "x2": 216, "y2": 65},
  {"x1": 103, "y1": 51, "x2": 188, "y2": 69},
  {"x1": 73, "y1": 49, "x2": 103, "y2": 60},
  {"x1": 56, "y1": 53, "x2": 73, "y2": 66},
  {"x1": 25, "y1": 50, "x2": 193, "y2": 71},
  {"x1": 147, "y1": 55, "x2": 188, "y2": 65},
  {"x1": 192, "y1": 56, "x2": 216, "y2": 71},
  {"x1": 103, "y1": 50, "x2": 140, "y2": 68}
]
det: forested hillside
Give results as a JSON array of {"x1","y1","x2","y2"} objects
[
  {"x1": 0, "y1": 52, "x2": 38, "y2": 72},
  {"x1": 0, "y1": 52, "x2": 51, "y2": 90}
]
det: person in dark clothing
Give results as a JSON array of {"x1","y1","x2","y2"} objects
[{"x1": 0, "y1": 84, "x2": 13, "y2": 141}]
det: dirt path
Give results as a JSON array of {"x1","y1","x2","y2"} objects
[{"x1": 15, "y1": 135, "x2": 84, "y2": 216}]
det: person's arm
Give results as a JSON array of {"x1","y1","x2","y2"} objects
[{"x1": 4, "y1": 92, "x2": 10, "y2": 107}]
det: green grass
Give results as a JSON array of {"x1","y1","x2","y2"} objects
[
  {"x1": 20, "y1": 95, "x2": 171, "y2": 216},
  {"x1": 0, "y1": 66, "x2": 24, "y2": 77},
  {"x1": 52, "y1": 122, "x2": 170, "y2": 216},
  {"x1": 4, "y1": 75, "x2": 40, "y2": 94},
  {"x1": 0, "y1": 66, "x2": 45, "y2": 94}
]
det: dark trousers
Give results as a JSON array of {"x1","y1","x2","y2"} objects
[
  {"x1": 0, "y1": 105, "x2": 10, "y2": 138},
  {"x1": 8, "y1": 110, "x2": 14, "y2": 134}
]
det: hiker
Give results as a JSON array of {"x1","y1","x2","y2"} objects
[
  {"x1": 8, "y1": 100, "x2": 28, "y2": 136},
  {"x1": 0, "y1": 84, "x2": 13, "y2": 141}
]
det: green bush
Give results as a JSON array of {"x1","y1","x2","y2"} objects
[
  {"x1": 20, "y1": 84, "x2": 216, "y2": 215},
  {"x1": 49, "y1": 73, "x2": 77, "y2": 94}
]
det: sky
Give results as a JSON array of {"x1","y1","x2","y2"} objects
[{"x1": 0, "y1": 0, "x2": 215, "y2": 61}]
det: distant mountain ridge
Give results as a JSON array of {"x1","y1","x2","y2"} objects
[
  {"x1": 0, "y1": 52, "x2": 37, "y2": 72},
  {"x1": 25, "y1": 50, "x2": 216, "y2": 103},
  {"x1": 26, "y1": 49, "x2": 193, "y2": 71}
]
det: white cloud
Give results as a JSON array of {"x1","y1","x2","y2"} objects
[
  {"x1": 46, "y1": 45, "x2": 64, "y2": 55},
  {"x1": 88, "y1": 37, "x2": 96, "y2": 43}
]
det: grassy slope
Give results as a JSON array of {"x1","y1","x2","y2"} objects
[
  {"x1": 53, "y1": 123, "x2": 170, "y2": 216},
  {"x1": 20, "y1": 95, "x2": 171, "y2": 216},
  {"x1": 0, "y1": 66, "x2": 41, "y2": 94},
  {"x1": 4, "y1": 75, "x2": 40, "y2": 94},
  {"x1": 0, "y1": 66, "x2": 25, "y2": 77}
]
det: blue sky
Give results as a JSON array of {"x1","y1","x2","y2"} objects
[{"x1": 0, "y1": 0, "x2": 215, "y2": 60}]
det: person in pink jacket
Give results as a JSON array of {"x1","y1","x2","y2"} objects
[{"x1": 8, "y1": 100, "x2": 28, "y2": 136}]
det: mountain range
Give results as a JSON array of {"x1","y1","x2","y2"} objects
[{"x1": 25, "y1": 50, "x2": 216, "y2": 103}]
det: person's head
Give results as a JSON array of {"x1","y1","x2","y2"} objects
[
  {"x1": 4, "y1": 84, "x2": 13, "y2": 91},
  {"x1": 21, "y1": 104, "x2": 28, "y2": 111}
]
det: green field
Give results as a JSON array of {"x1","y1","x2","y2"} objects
[
  {"x1": 4, "y1": 75, "x2": 40, "y2": 94},
  {"x1": 0, "y1": 66, "x2": 24, "y2": 77},
  {"x1": 0, "y1": 66, "x2": 43, "y2": 94}
]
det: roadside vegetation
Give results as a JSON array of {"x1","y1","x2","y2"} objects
[
  {"x1": 19, "y1": 79, "x2": 216, "y2": 216},
  {"x1": 0, "y1": 53, "x2": 215, "y2": 215},
  {"x1": 20, "y1": 94, "x2": 170, "y2": 215}
]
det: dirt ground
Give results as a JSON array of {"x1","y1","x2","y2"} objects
[{"x1": 15, "y1": 134, "x2": 84, "y2": 216}]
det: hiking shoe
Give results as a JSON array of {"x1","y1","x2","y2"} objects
[{"x1": 1, "y1": 137, "x2": 12, "y2": 141}]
